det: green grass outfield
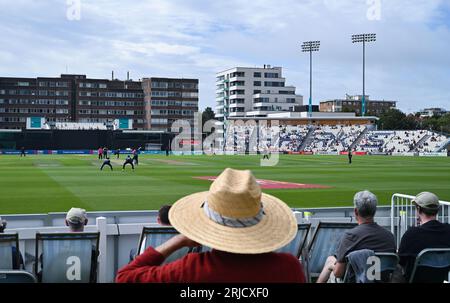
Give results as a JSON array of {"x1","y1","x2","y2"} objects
[{"x1": 0, "y1": 154, "x2": 449, "y2": 214}]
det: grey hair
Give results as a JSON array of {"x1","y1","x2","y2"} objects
[{"x1": 353, "y1": 190, "x2": 378, "y2": 218}]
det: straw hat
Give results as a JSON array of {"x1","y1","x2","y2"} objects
[{"x1": 169, "y1": 168, "x2": 297, "y2": 254}]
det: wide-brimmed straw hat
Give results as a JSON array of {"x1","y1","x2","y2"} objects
[{"x1": 169, "y1": 168, "x2": 297, "y2": 254}]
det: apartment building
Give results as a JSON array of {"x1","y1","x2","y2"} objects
[
  {"x1": 215, "y1": 65, "x2": 303, "y2": 121},
  {"x1": 142, "y1": 78, "x2": 199, "y2": 131},
  {"x1": 0, "y1": 74, "x2": 198, "y2": 130},
  {"x1": 320, "y1": 94, "x2": 396, "y2": 116}
]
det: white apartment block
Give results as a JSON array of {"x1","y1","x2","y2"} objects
[{"x1": 215, "y1": 65, "x2": 303, "y2": 122}]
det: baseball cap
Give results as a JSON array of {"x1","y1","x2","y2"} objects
[
  {"x1": 66, "y1": 208, "x2": 88, "y2": 224},
  {"x1": 412, "y1": 192, "x2": 440, "y2": 209}
]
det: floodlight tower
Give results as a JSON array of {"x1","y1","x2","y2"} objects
[
  {"x1": 301, "y1": 41, "x2": 320, "y2": 119},
  {"x1": 352, "y1": 33, "x2": 376, "y2": 117}
]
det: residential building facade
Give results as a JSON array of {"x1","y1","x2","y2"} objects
[
  {"x1": 215, "y1": 65, "x2": 303, "y2": 121},
  {"x1": 320, "y1": 94, "x2": 396, "y2": 116},
  {"x1": 0, "y1": 75, "x2": 198, "y2": 131},
  {"x1": 142, "y1": 78, "x2": 199, "y2": 131}
]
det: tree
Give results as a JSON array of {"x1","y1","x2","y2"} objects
[
  {"x1": 377, "y1": 109, "x2": 419, "y2": 130},
  {"x1": 202, "y1": 107, "x2": 216, "y2": 134},
  {"x1": 422, "y1": 113, "x2": 450, "y2": 134}
]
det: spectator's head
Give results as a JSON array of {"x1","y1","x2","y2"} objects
[
  {"x1": 0, "y1": 217, "x2": 7, "y2": 233},
  {"x1": 168, "y1": 168, "x2": 297, "y2": 254},
  {"x1": 157, "y1": 205, "x2": 172, "y2": 226},
  {"x1": 353, "y1": 190, "x2": 378, "y2": 223},
  {"x1": 65, "y1": 208, "x2": 88, "y2": 232},
  {"x1": 413, "y1": 192, "x2": 440, "y2": 223}
]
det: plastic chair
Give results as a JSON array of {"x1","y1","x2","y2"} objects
[
  {"x1": 409, "y1": 248, "x2": 450, "y2": 283},
  {"x1": 0, "y1": 270, "x2": 37, "y2": 283},
  {"x1": 35, "y1": 232, "x2": 100, "y2": 283}
]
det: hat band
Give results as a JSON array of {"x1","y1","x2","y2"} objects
[{"x1": 202, "y1": 201, "x2": 265, "y2": 228}]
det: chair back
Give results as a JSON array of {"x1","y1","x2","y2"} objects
[
  {"x1": 0, "y1": 234, "x2": 19, "y2": 270},
  {"x1": 409, "y1": 248, "x2": 450, "y2": 283},
  {"x1": 138, "y1": 227, "x2": 191, "y2": 264},
  {"x1": 307, "y1": 222, "x2": 358, "y2": 278},
  {"x1": 35, "y1": 232, "x2": 99, "y2": 283},
  {"x1": 0, "y1": 270, "x2": 37, "y2": 283},
  {"x1": 343, "y1": 251, "x2": 399, "y2": 283},
  {"x1": 276, "y1": 224, "x2": 311, "y2": 258}
]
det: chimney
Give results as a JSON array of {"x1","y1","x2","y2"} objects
[
  {"x1": 112, "y1": 71, "x2": 114, "y2": 81},
  {"x1": 127, "y1": 71, "x2": 130, "y2": 81}
]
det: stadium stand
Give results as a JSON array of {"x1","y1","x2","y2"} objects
[
  {"x1": 1, "y1": 193, "x2": 449, "y2": 283},
  {"x1": 304, "y1": 125, "x2": 366, "y2": 153},
  {"x1": 221, "y1": 123, "x2": 447, "y2": 154}
]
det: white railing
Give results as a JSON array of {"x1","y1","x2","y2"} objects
[{"x1": 390, "y1": 193, "x2": 450, "y2": 248}]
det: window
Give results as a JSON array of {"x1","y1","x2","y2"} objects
[
  {"x1": 230, "y1": 72, "x2": 245, "y2": 78},
  {"x1": 254, "y1": 72, "x2": 261, "y2": 77},
  {"x1": 151, "y1": 91, "x2": 168, "y2": 97},
  {"x1": 182, "y1": 92, "x2": 198, "y2": 98},
  {"x1": 254, "y1": 81, "x2": 261, "y2": 86},
  {"x1": 17, "y1": 82, "x2": 29, "y2": 86},
  {"x1": 182, "y1": 83, "x2": 198, "y2": 89},
  {"x1": 264, "y1": 81, "x2": 284, "y2": 87},
  {"x1": 151, "y1": 82, "x2": 168, "y2": 89},
  {"x1": 56, "y1": 82, "x2": 68, "y2": 87},
  {"x1": 264, "y1": 72, "x2": 279, "y2": 78}
]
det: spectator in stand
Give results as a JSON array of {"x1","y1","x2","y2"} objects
[
  {"x1": 317, "y1": 191, "x2": 396, "y2": 283},
  {"x1": 157, "y1": 205, "x2": 172, "y2": 226},
  {"x1": 0, "y1": 217, "x2": 24, "y2": 269},
  {"x1": 116, "y1": 168, "x2": 306, "y2": 283},
  {"x1": 129, "y1": 205, "x2": 172, "y2": 261},
  {"x1": 36, "y1": 208, "x2": 98, "y2": 282},
  {"x1": 65, "y1": 207, "x2": 89, "y2": 232},
  {"x1": 397, "y1": 192, "x2": 450, "y2": 282}
]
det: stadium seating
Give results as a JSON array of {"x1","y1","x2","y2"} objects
[
  {"x1": 304, "y1": 125, "x2": 365, "y2": 153},
  {"x1": 416, "y1": 132, "x2": 448, "y2": 152},
  {"x1": 2, "y1": 204, "x2": 449, "y2": 283},
  {"x1": 221, "y1": 123, "x2": 447, "y2": 154}
]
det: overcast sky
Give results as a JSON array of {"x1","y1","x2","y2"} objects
[{"x1": 0, "y1": 0, "x2": 449, "y2": 113}]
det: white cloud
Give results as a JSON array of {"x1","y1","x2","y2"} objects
[{"x1": 0, "y1": 0, "x2": 448, "y2": 111}]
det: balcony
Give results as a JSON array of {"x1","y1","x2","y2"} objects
[{"x1": 229, "y1": 103, "x2": 245, "y2": 109}]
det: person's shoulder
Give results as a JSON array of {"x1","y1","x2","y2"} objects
[{"x1": 271, "y1": 252, "x2": 302, "y2": 265}]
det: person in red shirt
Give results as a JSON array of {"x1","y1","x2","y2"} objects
[{"x1": 116, "y1": 168, "x2": 306, "y2": 283}]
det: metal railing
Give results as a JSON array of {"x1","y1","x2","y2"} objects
[{"x1": 390, "y1": 193, "x2": 450, "y2": 248}]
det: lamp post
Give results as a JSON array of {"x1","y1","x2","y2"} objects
[
  {"x1": 301, "y1": 41, "x2": 320, "y2": 120},
  {"x1": 352, "y1": 33, "x2": 376, "y2": 117}
]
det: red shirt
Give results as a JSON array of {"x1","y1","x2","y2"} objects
[{"x1": 116, "y1": 247, "x2": 306, "y2": 283}]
